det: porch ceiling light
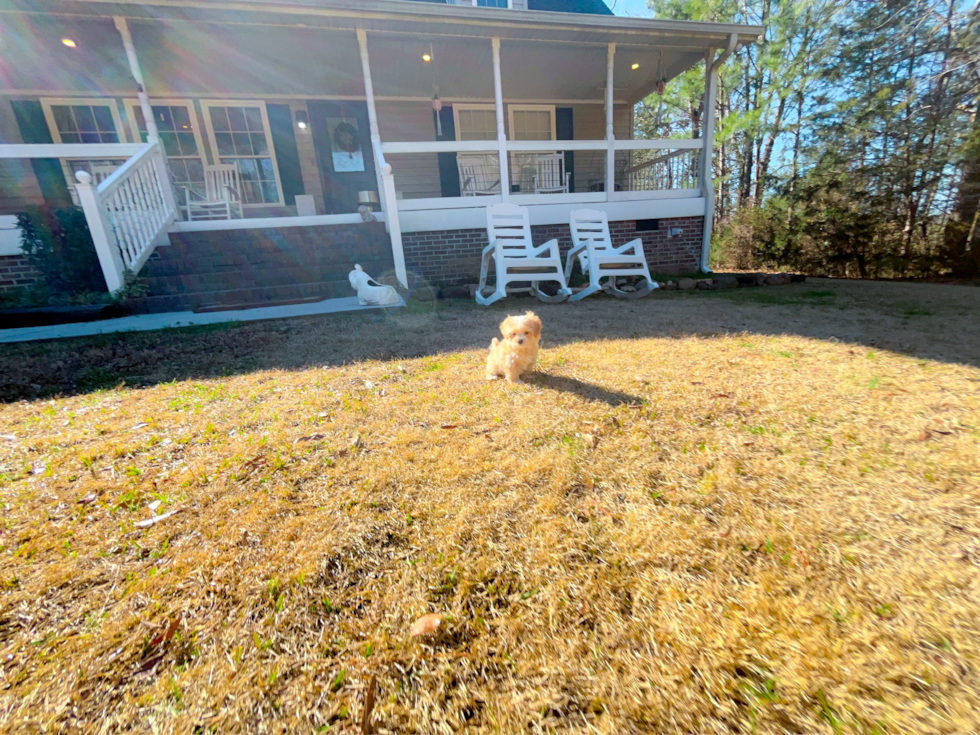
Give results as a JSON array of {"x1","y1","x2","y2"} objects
[
  {"x1": 631, "y1": 62, "x2": 640, "y2": 70},
  {"x1": 422, "y1": 53, "x2": 432, "y2": 62},
  {"x1": 295, "y1": 109, "x2": 309, "y2": 131},
  {"x1": 61, "y1": 37, "x2": 77, "y2": 48}
]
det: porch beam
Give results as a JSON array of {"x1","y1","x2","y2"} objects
[
  {"x1": 113, "y1": 17, "x2": 157, "y2": 143},
  {"x1": 699, "y1": 32, "x2": 738, "y2": 273},
  {"x1": 491, "y1": 37, "x2": 510, "y2": 203},
  {"x1": 605, "y1": 42, "x2": 616, "y2": 199}
]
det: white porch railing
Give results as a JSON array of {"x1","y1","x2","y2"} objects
[
  {"x1": 74, "y1": 141, "x2": 177, "y2": 292},
  {"x1": 378, "y1": 137, "x2": 704, "y2": 210},
  {"x1": 0, "y1": 140, "x2": 176, "y2": 294}
]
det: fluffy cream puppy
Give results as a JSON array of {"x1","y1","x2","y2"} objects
[{"x1": 486, "y1": 311, "x2": 542, "y2": 384}]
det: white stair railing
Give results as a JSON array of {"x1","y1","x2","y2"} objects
[
  {"x1": 74, "y1": 141, "x2": 177, "y2": 293},
  {"x1": 372, "y1": 139, "x2": 408, "y2": 289}
]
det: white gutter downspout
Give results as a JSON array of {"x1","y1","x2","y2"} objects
[{"x1": 699, "y1": 32, "x2": 738, "y2": 274}]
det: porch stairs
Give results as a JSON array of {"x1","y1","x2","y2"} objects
[{"x1": 135, "y1": 221, "x2": 395, "y2": 313}]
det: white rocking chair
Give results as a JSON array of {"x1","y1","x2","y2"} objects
[
  {"x1": 565, "y1": 208, "x2": 658, "y2": 300},
  {"x1": 457, "y1": 154, "x2": 501, "y2": 197},
  {"x1": 476, "y1": 203, "x2": 572, "y2": 306},
  {"x1": 533, "y1": 153, "x2": 571, "y2": 194},
  {"x1": 91, "y1": 164, "x2": 120, "y2": 185},
  {"x1": 186, "y1": 163, "x2": 244, "y2": 221}
]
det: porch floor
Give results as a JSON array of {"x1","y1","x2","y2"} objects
[{"x1": 0, "y1": 296, "x2": 401, "y2": 344}]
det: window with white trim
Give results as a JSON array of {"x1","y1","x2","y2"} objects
[
  {"x1": 509, "y1": 105, "x2": 556, "y2": 142},
  {"x1": 453, "y1": 104, "x2": 497, "y2": 141},
  {"x1": 49, "y1": 104, "x2": 120, "y2": 144},
  {"x1": 126, "y1": 100, "x2": 207, "y2": 206},
  {"x1": 475, "y1": 0, "x2": 510, "y2": 7},
  {"x1": 40, "y1": 98, "x2": 128, "y2": 199},
  {"x1": 201, "y1": 102, "x2": 282, "y2": 206}
]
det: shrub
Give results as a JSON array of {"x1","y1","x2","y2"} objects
[{"x1": 16, "y1": 206, "x2": 106, "y2": 297}]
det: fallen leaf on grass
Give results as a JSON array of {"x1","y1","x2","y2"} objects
[
  {"x1": 440, "y1": 424, "x2": 458, "y2": 430},
  {"x1": 582, "y1": 434, "x2": 598, "y2": 449},
  {"x1": 77, "y1": 493, "x2": 99, "y2": 505},
  {"x1": 0, "y1": 434, "x2": 17, "y2": 441},
  {"x1": 713, "y1": 393, "x2": 733, "y2": 398},
  {"x1": 294, "y1": 433, "x2": 326, "y2": 445},
  {"x1": 362, "y1": 674, "x2": 377, "y2": 735},
  {"x1": 409, "y1": 613, "x2": 443, "y2": 637},
  {"x1": 134, "y1": 509, "x2": 182, "y2": 528},
  {"x1": 31, "y1": 463, "x2": 45, "y2": 475},
  {"x1": 129, "y1": 423, "x2": 149, "y2": 431},
  {"x1": 147, "y1": 500, "x2": 161, "y2": 513},
  {"x1": 148, "y1": 617, "x2": 180, "y2": 649}
]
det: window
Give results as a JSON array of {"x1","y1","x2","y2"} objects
[
  {"x1": 40, "y1": 98, "x2": 128, "y2": 199},
  {"x1": 507, "y1": 105, "x2": 558, "y2": 193},
  {"x1": 201, "y1": 101, "x2": 282, "y2": 206},
  {"x1": 48, "y1": 104, "x2": 120, "y2": 144},
  {"x1": 126, "y1": 100, "x2": 207, "y2": 207},
  {"x1": 509, "y1": 105, "x2": 556, "y2": 142},
  {"x1": 454, "y1": 104, "x2": 497, "y2": 141},
  {"x1": 475, "y1": 0, "x2": 510, "y2": 7}
]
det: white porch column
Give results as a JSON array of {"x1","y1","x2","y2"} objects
[
  {"x1": 491, "y1": 37, "x2": 510, "y2": 203},
  {"x1": 114, "y1": 16, "x2": 179, "y2": 221},
  {"x1": 357, "y1": 29, "x2": 390, "y2": 217},
  {"x1": 357, "y1": 28, "x2": 407, "y2": 288},
  {"x1": 113, "y1": 17, "x2": 157, "y2": 143},
  {"x1": 605, "y1": 42, "x2": 616, "y2": 200},
  {"x1": 699, "y1": 33, "x2": 737, "y2": 273}
]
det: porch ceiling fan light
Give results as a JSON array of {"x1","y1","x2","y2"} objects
[
  {"x1": 422, "y1": 53, "x2": 432, "y2": 62},
  {"x1": 631, "y1": 62, "x2": 640, "y2": 70},
  {"x1": 61, "y1": 37, "x2": 77, "y2": 48}
]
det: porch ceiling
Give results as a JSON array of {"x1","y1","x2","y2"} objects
[{"x1": 1, "y1": 0, "x2": 761, "y2": 103}]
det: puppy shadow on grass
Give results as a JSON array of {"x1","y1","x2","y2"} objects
[{"x1": 528, "y1": 373, "x2": 643, "y2": 408}]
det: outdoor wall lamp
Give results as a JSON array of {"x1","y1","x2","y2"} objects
[{"x1": 295, "y1": 109, "x2": 309, "y2": 131}]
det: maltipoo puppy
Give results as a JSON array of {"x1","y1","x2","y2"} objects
[{"x1": 486, "y1": 311, "x2": 542, "y2": 384}]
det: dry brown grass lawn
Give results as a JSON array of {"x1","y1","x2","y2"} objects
[{"x1": 0, "y1": 279, "x2": 978, "y2": 734}]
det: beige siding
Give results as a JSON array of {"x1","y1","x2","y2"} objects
[
  {"x1": 377, "y1": 100, "x2": 442, "y2": 200},
  {"x1": 0, "y1": 100, "x2": 45, "y2": 214},
  {"x1": 289, "y1": 101, "x2": 326, "y2": 215}
]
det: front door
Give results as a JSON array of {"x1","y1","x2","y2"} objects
[{"x1": 308, "y1": 101, "x2": 377, "y2": 214}]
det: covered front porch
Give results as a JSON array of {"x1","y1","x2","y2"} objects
[{"x1": 0, "y1": 0, "x2": 760, "y2": 300}]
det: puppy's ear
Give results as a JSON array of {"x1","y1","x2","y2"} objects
[
  {"x1": 499, "y1": 316, "x2": 516, "y2": 336},
  {"x1": 525, "y1": 312, "x2": 542, "y2": 337}
]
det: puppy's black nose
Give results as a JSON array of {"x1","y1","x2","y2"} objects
[{"x1": 518, "y1": 338, "x2": 524, "y2": 344}]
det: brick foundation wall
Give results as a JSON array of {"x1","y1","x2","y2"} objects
[
  {"x1": 136, "y1": 221, "x2": 395, "y2": 312},
  {"x1": 0, "y1": 254, "x2": 39, "y2": 294},
  {"x1": 402, "y1": 216, "x2": 704, "y2": 286}
]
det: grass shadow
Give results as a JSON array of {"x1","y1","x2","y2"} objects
[
  {"x1": 1, "y1": 279, "x2": 978, "y2": 403},
  {"x1": 530, "y1": 373, "x2": 642, "y2": 407}
]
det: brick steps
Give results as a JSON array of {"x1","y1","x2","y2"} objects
[{"x1": 132, "y1": 222, "x2": 394, "y2": 313}]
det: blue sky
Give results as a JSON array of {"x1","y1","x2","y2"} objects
[{"x1": 607, "y1": 0, "x2": 654, "y2": 18}]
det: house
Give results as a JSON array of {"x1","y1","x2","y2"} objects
[{"x1": 0, "y1": 0, "x2": 761, "y2": 310}]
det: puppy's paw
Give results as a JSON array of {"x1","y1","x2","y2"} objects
[{"x1": 486, "y1": 374, "x2": 499, "y2": 381}]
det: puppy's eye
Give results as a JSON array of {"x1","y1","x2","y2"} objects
[{"x1": 524, "y1": 331, "x2": 529, "y2": 336}]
